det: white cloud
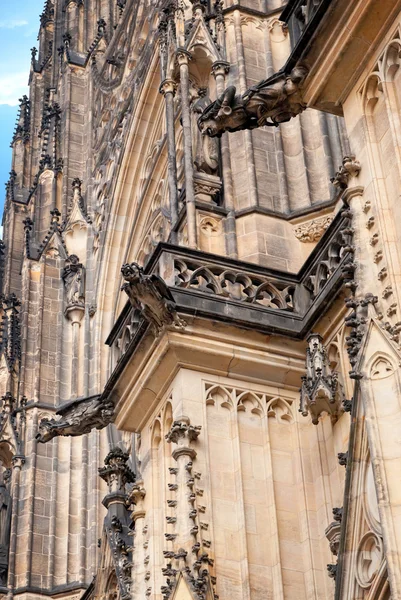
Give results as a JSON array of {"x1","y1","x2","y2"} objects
[
  {"x1": 0, "y1": 72, "x2": 29, "y2": 106},
  {"x1": 0, "y1": 19, "x2": 29, "y2": 29}
]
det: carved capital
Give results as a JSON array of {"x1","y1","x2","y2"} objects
[
  {"x1": 176, "y1": 48, "x2": 192, "y2": 66},
  {"x1": 331, "y1": 156, "x2": 361, "y2": 190},
  {"x1": 12, "y1": 456, "x2": 25, "y2": 470},
  {"x1": 211, "y1": 61, "x2": 230, "y2": 79},
  {"x1": 166, "y1": 418, "x2": 201, "y2": 444},
  {"x1": 64, "y1": 304, "x2": 85, "y2": 324},
  {"x1": 160, "y1": 78, "x2": 177, "y2": 97}
]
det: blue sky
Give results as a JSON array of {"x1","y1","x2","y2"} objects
[{"x1": 0, "y1": 1, "x2": 43, "y2": 216}]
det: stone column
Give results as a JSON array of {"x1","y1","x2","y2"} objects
[
  {"x1": 162, "y1": 418, "x2": 214, "y2": 600},
  {"x1": 212, "y1": 61, "x2": 238, "y2": 258},
  {"x1": 99, "y1": 448, "x2": 136, "y2": 600},
  {"x1": 176, "y1": 50, "x2": 197, "y2": 249},
  {"x1": 233, "y1": 10, "x2": 258, "y2": 208},
  {"x1": 130, "y1": 482, "x2": 147, "y2": 600},
  {"x1": 160, "y1": 79, "x2": 179, "y2": 229},
  {"x1": 65, "y1": 305, "x2": 84, "y2": 399},
  {"x1": 7, "y1": 456, "x2": 25, "y2": 599}
]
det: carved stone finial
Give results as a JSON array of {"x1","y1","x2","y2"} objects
[
  {"x1": 330, "y1": 156, "x2": 361, "y2": 190},
  {"x1": 98, "y1": 447, "x2": 135, "y2": 496},
  {"x1": 299, "y1": 333, "x2": 343, "y2": 425},
  {"x1": 121, "y1": 263, "x2": 186, "y2": 336},
  {"x1": 165, "y1": 418, "x2": 201, "y2": 460},
  {"x1": 198, "y1": 65, "x2": 309, "y2": 137}
]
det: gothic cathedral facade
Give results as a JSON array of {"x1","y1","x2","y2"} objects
[{"x1": 0, "y1": 1, "x2": 401, "y2": 599}]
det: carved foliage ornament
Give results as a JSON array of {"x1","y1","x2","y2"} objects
[
  {"x1": 294, "y1": 215, "x2": 334, "y2": 243},
  {"x1": 198, "y1": 65, "x2": 309, "y2": 137}
]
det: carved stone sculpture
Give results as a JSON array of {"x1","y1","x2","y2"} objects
[
  {"x1": 330, "y1": 155, "x2": 361, "y2": 190},
  {"x1": 36, "y1": 394, "x2": 115, "y2": 442},
  {"x1": 191, "y1": 89, "x2": 222, "y2": 203},
  {"x1": 198, "y1": 65, "x2": 308, "y2": 137},
  {"x1": 294, "y1": 215, "x2": 334, "y2": 243},
  {"x1": 191, "y1": 89, "x2": 219, "y2": 176},
  {"x1": 62, "y1": 254, "x2": 85, "y2": 306},
  {"x1": 121, "y1": 263, "x2": 186, "y2": 336},
  {"x1": 299, "y1": 333, "x2": 343, "y2": 424}
]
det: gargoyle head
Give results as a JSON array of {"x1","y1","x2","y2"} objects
[
  {"x1": 121, "y1": 262, "x2": 143, "y2": 284},
  {"x1": 197, "y1": 86, "x2": 249, "y2": 138},
  {"x1": 36, "y1": 417, "x2": 58, "y2": 443}
]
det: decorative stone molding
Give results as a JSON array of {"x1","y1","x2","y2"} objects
[
  {"x1": 300, "y1": 333, "x2": 343, "y2": 425},
  {"x1": 198, "y1": 65, "x2": 309, "y2": 136},
  {"x1": 330, "y1": 156, "x2": 361, "y2": 190},
  {"x1": 121, "y1": 262, "x2": 186, "y2": 336},
  {"x1": 294, "y1": 214, "x2": 334, "y2": 243},
  {"x1": 193, "y1": 172, "x2": 222, "y2": 204},
  {"x1": 355, "y1": 532, "x2": 383, "y2": 589}
]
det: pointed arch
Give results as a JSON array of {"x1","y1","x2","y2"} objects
[
  {"x1": 205, "y1": 385, "x2": 234, "y2": 410},
  {"x1": 236, "y1": 391, "x2": 263, "y2": 416}
]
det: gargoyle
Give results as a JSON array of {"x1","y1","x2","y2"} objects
[
  {"x1": 121, "y1": 263, "x2": 186, "y2": 336},
  {"x1": 36, "y1": 394, "x2": 115, "y2": 443},
  {"x1": 198, "y1": 65, "x2": 308, "y2": 137}
]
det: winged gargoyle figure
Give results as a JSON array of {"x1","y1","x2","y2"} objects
[
  {"x1": 36, "y1": 394, "x2": 115, "y2": 443},
  {"x1": 198, "y1": 65, "x2": 309, "y2": 137},
  {"x1": 121, "y1": 262, "x2": 186, "y2": 336}
]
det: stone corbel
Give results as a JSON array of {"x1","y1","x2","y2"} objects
[{"x1": 325, "y1": 520, "x2": 341, "y2": 556}]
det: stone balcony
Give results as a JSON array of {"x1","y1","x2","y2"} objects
[{"x1": 106, "y1": 205, "x2": 354, "y2": 372}]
